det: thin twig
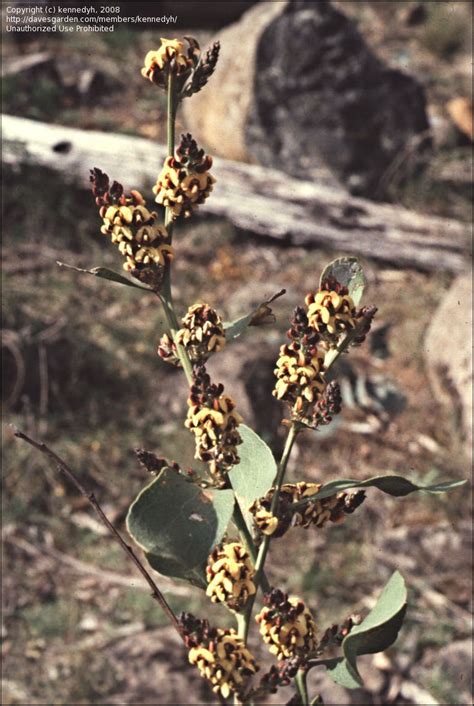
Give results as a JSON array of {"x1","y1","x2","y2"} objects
[{"x1": 11, "y1": 426, "x2": 184, "y2": 641}]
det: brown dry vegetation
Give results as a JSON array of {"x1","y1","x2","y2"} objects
[{"x1": 2, "y1": 3, "x2": 472, "y2": 705}]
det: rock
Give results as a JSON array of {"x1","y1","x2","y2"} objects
[
  {"x1": 424, "y1": 272, "x2": 472, "y2": 458},
  {"x1": 183, "y1": 1, "x2": 285, "y2": 162},
  {"x1": 185, "y1": 0, "x2": 430, "y2": 198},
  {"x1": 446, "y1": 97, "x2": 474, "y2": 142}
]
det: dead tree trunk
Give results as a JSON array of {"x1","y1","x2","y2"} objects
[{"x1": 2, "y1": 114, "x2": 470, "y2": 272}]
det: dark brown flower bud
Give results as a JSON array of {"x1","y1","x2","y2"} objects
[
  {"x1": 352, "y1": 305, "x2": 378, "y2": 346},
  {"x1": 310, "y1": 380, "x2": 342, "y2": 428},
  {"x1": 183, "y1": 41, "x2": 220, "y2": 98},
  {"x1": 134, "y1": 449, "x2": 180, "y2": 476}
]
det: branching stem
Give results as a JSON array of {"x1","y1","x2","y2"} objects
[
  {"x1": 231, "y1": 500, "x2": 270, "y2": 594},
  {"x1": 12, "y1": 427, "x2": 184, "y2": 641},
  {"x1": 159, "y1": 67, "x2": 267, "y2": 602},
  {"x1": 238, "y1": 423, "x2": 299, "y2": 641}
]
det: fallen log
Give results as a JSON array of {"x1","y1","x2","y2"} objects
[{"x1": 2, "y1": 114, "x2": 471, "y2": 272}]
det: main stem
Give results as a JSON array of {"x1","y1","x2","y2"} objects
[
  {"x1": 239, "y1": 423, "x2": 299, "y2": 642},
  {"x1": 158, "y1": 70, "x2": 194, "y2": 385},
  {"x1": 158, "y1": 69, "x2": 262, "y2": 581}
]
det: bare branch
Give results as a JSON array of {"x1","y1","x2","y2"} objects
[{"x1": 11, "y1": 426, "x2": 184, "y2": 642}]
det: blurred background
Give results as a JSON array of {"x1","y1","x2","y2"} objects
[{"x1": 2, "y1": 1, "x2": 472, "y2": 704}]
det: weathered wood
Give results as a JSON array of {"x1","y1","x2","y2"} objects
[
  {"x1": 1, "y1": 52, "x2": 53, "y2": 78},
  {"x1": 2, "y1": 114, "x2": 471, "y2": 272}
]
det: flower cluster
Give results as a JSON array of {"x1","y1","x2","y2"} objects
[
  {"x1": 141, "y1": 37, "x2": 200, "y2": 89},
  {"x1": 153, "y1": 133, "x2": 215, "y2": 219},
  {"x1": 273, "y1": 341, "x2": 326, "y2": 413},
  {"x1": 90, "y1": 168, "x2": 173, "y2": 289},
  {"x1": 274, "y1": 278, "x2": 377, "y2": 424},
  {"x1": 305, "y1": 281, "x2": 356, "y2": 349},
  {"x1": 158, "y1": 303, "x2": 225, "y2": 367},
  {"x1": 141, "y1": 37, "x2": 220, "y2": 99},
  {"x1": 180, "y1": 613, "x2": 259, "y2": 699},
  {"x1": 256, "y1": 590, "x2": 318, "y2": 660},
  {"x1": 250, "y1": 482, "x2": 366, "y2": 538},
  {"x1": 206, "y1": 542, "x2": 256, "y2": 611},
  {"x1": 185, "y1": 366, "x2": 242, "y2": 484}
]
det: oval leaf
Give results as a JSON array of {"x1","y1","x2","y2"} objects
[
  {"x1": 293, "y1": 475, "x2": 466, "y2": 508},
  {"x1": 326, "y1": 571, "x2": 407, "y2": 688},
  {"x1": 319, "y1": 257, "x2": 365, "y2": 306},
  {"x1": 229, "y1": 425, "x2": 277, "y2": 505},
  {"x1": 126, "y1": 469, "x2": 235, "y2": 585}
]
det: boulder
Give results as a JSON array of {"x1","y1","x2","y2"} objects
[
  {"x1": 183, "y1": 1, "x2": 285, "y2": 162},
  {"x1": 424, "y1": 272, "x2": 472, "y2": 458},
  {"x1": 184, "y1": 0, "x2": 430, "y2": 197}
]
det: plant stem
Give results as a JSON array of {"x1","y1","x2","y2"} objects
[
  {"x1": 231, "y1": 500, "x2": 270, "y2": 593},
  {"x1": 167, "y1": 71, "x2": 176, "y2": 167},
  {"x1": 159, "y1": 68, "x2": 262, "y2": 577},
  {"x1": 12, "y1": 427, "x2": 184, "y2": 641},
  {"x1": 155, "y1": 69, "x2": 195, "y2": 385},
  {"x1": 295, "y1": 668, "x2": 309, "y2": 706},
  {"x1": 157, "y1": 290, "x2": 194, "y2": 385},
  {"x1": 238, "y1": 423, "x2": 299, "y2": 641}
]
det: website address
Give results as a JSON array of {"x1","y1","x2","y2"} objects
[{"x1": 5, "y1": 14, "x2": 178, "y2": 25}]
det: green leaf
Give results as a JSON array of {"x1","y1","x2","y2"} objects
[
  {"x1": 145, "y1": 554, "x2": 207, "y2": 589},
  {"x1": 229, "y1": 425, "x2": 277, "y2": 506},
  {"x1": 126, "y1": 469, "x2": 235, "y2": 586},
  {"x1": 57, "y1": 262, "x2": 153, "y2": 291},
  {"x1": 326, "y1": 571, "x2": 407, "y2": 688},
  {"x1": 319, "y1": 257, "x2": 365, "y2": 306},
  {"x1": 224, "y1": 289, "x2": 285, "y2": 341},
  {"x1": 294, "y1": 475, "x2": 467, "y2": 507}
]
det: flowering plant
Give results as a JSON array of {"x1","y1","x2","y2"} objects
[{"x1": 14, "y1": 36, "x2": 465, "y2": 705}]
